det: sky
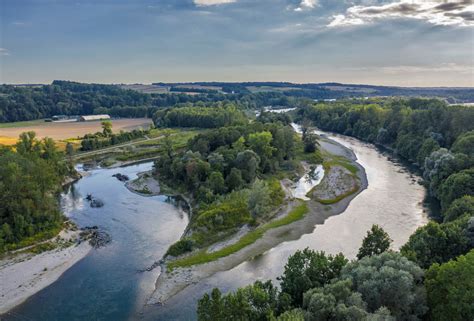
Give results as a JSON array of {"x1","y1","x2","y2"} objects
[{"x1": 0, "y1": 0, "x2": 473, "y2": 86}]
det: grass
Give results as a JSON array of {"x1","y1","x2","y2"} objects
[
  {"x1": 1, "y1": 225, "x2": 62, "y2": 255},
  {"x1": 0, "y1": 119, "x2": 45, "y2": 128},
  {"x1": 314, "y1": 184, "x2": 360, "y2": 205},
  {"x1": 323, "y1": 158, "x2": 358, "y2": 175},
  {"x1": 168, "y1": 202, "x2": 308, "y2": 270}
]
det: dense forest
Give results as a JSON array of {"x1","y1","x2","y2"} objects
[
  {"x1": 154, "y1": 111, "x2": 317, "y2": 254},
  {"x1": 196, "y1": 98, "x2": 474, "y2": 321},
  {"x1": 152, "y1": 105, "x2": 247, "y2": 128},
  {"x1": 0, "y1": 81, "x2": 297, "y2": 123},
  {"x1": 2, "y1": 80, "x2": 473, "y2": 123},
  {"x1": 0, "y1": 132, "x2": 73, "y2": 252}
]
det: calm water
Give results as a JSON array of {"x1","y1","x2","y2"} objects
[
  {"x1": 5, "y1": 131, "x2": 428, "y2": 321},
  {"x1": 4, "y1": 163, "x2": 189, "y2": 321}
]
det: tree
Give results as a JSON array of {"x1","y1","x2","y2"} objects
[
  {"x1": 197, "y1": 281, "x2": 278, "y2": 321},
  {"x1": 425, "y1": 250, "x2": 474, "y2": 321},
  {"x1": 235, "y1": 150, "x2": 260, "y2": 183},
  {"x1": 226, "y1": 168, "x2": 244, "y2": 191},
  {"x1": 401, "y1": 220, "x2": 470, "y2": 269},
  {"x1": 443, "y1": 195, "x2": 474, "y2": 222},
  {"x1": 303, "y1": 132, "x2": 319, "y2": 153},
  {"x1": 278, "y1": 248, "x2": 348, "y2": 307},
  {"x1": 438, "y1": 168, "x2": 474, "y2": 209},
  {"x1": 101, "y1": 120, "x2": 113, "y2": 137},
  {"x1": 340, "y1": 252, "x2": 428, "y2": 320},
  {"x1": 451, "y1": 130, "x2": 474, "y2": 157},
  {"x1": 247, "y1": 131, "x2": 275, "y2": 169},
  {"x1": 357, "y1": 225, "x2": 392, "y2": 259},
  {"x1": 247, "y1": 180, "x2": 272, "y2": 219},
  {"x1": 66, "y1": 142, "x2": 75, "y2": 157},
  {"x1": 207, "y1": 171, "x2": 226, "y2": 195},
  {"x1": 302, "y1": 279, "x2": 395, "y2": 321}
]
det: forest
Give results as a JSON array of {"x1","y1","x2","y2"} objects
[
  {"x1": 154, "y1": 112, "x2": 317, "y2": 255},
  {"x1": 0, "y1": 81, "x2": 296, "y2": 123},
  {"x1": 0, "y1": 132, "x2": 73, "y2": 252},
  {"x1": 194, "y1": 98, "x2": 474, "y2": 321},
  {"x1": 152, "y1": 104, "x2": 247, "y2": 128}
]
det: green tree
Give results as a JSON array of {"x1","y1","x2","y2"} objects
[
  {"x1": 226, "y1": 168, "x2": 244, "y2": 192},
  {"x1": 303, "y1": 132, "x2": 319, "y2": 153},
  {"x1": 235, "y1": 150, "x2": 260, "y2": 183},
  {"x1": 425, "y1": 250, "x2": 474, "y2": 321},
  {"x1": 439, "y1": 168, "x2": 474, "y2": 209},
  {"x1": 302, "y1": 279, "x2": 395, "y2": 321},
  {"x1": 207, "y1": 171, "x2": 226, "y2": 194},
  {"x1": 443, "y1": 195, "x2": 474, "y2": 222},
  {"x1": 340, "y1": 252, "x2": 427, "y2": 320},
  {"x1": 278, "y1": 248, "x2": 348, "y2": 307},
  {"x1": 247, "y1": 180, "x2": 272, "y2": 219},
  {"x1": 65, "y1": 142, "x2": 75, "y2": 157},
  {"x1": 101, "y1": 120, "x2": 113, "y2": 137},
  {"x1": 451, "y1": 130, "x2": 474, "y2": 157},
  {"x1": 357, "y1": 225, "x2": 392, "y2": 260},
  {"x1": 401, "y1": 220, "x2": 470, "y2": 269}
]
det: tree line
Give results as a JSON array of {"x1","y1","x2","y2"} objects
[
  {"x1": 197, "y1": 225, "x2": 474, "y2": 321},
  {"x1": 152, "y1": 105, "x2": 247, "y2": 128},
  {"x1": 0, "y1": 132, "x2": 73, "y2": 252}
]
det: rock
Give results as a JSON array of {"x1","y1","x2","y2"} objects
[
  {"x1": 112, "y1": 173, "x2": 130, "y2": 182},
  {"x1": 80, "y1": 226, "x2": 111, "y2": 248},
  {"x1": 90, "y1": 199, "x2": 104, "y2": 208}
]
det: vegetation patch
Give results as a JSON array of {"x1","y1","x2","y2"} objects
[{"x1": 168, "y1": 203, "x2": 308, "y2": 269}]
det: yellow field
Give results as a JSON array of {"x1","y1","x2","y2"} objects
[
  {"x1": 0, "y1": 118, "x2": 153, "y2": 146},
  {"x1": 0, "y1": 136, "x2": 18, "y2": 145}
]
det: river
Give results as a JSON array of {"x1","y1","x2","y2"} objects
[{"x1": 4, "y1": 131, "x2": 428, "y2": 321}]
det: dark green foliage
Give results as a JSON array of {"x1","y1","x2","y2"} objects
[
  {"x1": 303, "y1": 132, "x2": 319, "y2": 153},
  {"x1": 425, "y1": 250, "x2": 474, "y2": 321},
  {"x1": 0, "y1": 132, "x2": 70, "y2": 251},
  {"x1": 166, "y1": 239, "x2": 194, "y2": 257},
  {"x1": 302, "y1": 279, "x2": 394, "y2": 321},
  {"x1": 197, "y1": 281, "x2": 279, "y2": 321},
  {"x1": 80, "y1": 128, "x2": 149, "y2": 151},
  {"x1": 444, "y1": 195, "x2": 474, "y2": 222},
  {"x1": 340, "y1": 252, "x2": 428, "y2": 320},
  {"x1": 401, "y1": 219, "x2": 471, "y2": 269},
  {"x1": 0, "y1": 81, "x2": 153, "y2": 122},
  {"x1": 451, "y1": 130, "x2": 474, "y2": 157},
  {"x1": 153, "y1": 105, "x2": 246, "y2": 128},
  {"x1": 278, "y1": 248, "x2": 348, "y2": 307},
  {"x1": 438, "y1": 168, "x2": 474, "y2": 210},
  {"x1": 357, "y1": 224, "x2": 392, "y2": 259}
]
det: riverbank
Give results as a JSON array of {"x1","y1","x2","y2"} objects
[
  {"x1": 0, "y1": 229, "x2": 92, "y2": 314},
  {"x1": 146, "y1": 129, "x2": 368, "y2": 306}
]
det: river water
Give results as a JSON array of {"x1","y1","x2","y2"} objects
[{"x1": 5, "y1": 131, "x2": 428, "y2": 321}]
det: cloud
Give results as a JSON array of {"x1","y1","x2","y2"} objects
[
  {"x1": 346, "y1": 63, "x2": 474, "y2": 75},
  {"x1": 0, "y1": 48, "x2": 10, "y2": 56},
  {"x1": 193, "y1": 0, "x2": 236, "y2": 6},
  {"x1": 329, "y1": 0, "x2": 474, "y2": 27},
  {"x1": 294, "y1": 0, "x2": 318, "y2": 11}
]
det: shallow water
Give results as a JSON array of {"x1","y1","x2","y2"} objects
[
  {"x1": 5, "y1": 131, "x2": 428, "y2": 321},
  {"x1": 4, "y1": 163, "x2": 189, "y2": 321}
]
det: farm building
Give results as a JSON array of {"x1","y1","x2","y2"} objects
[{"x1": 79, "y1": 114, "x2": 111, "y2": 122}]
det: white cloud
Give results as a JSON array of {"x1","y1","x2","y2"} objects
[
  {"x1": 329, "y1": 0, "x2": 474, "y2": 27},
  {"x1": 193, "y1": 0, "x2": 236, "y2": 6},
  {"x1": 295, "y1": 0, "x2": 318, "y2": 11},
  {"x1": 0, "y1": 48, "x2": 10, "y2": 56}
]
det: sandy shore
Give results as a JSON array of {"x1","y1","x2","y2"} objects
[
  {"x1": 0, "y1": 229, "x2": 92, "y2": 314},
  {"x1": 146, "y1": 132, "x2": 368, "y2": 306},
  {"x1": 125, "y1": 170, "x2": 161, "y2": 196}
]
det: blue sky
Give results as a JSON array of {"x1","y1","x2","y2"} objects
[{"x1": 0, "y1": 0, "x2": 473, "y2": 86}]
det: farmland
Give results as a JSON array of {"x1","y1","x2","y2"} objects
[{"x1": 0, "y1": 118, "x2": 152, "y2": 144}]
